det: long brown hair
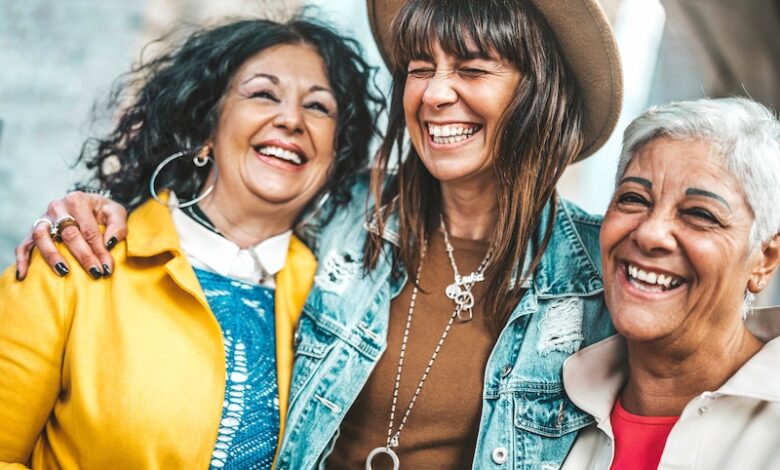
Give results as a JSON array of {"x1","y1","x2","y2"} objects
[{"x1": 364, "y1": 0, "x2": 584, "y2": 331}]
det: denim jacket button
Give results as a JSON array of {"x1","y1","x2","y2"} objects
[
  {"x1": 492, "y1": 446, "x2": 508, "y2": 464},
  {"x1": 500, "y1": 365, "x2": 513, "y2": 378}
]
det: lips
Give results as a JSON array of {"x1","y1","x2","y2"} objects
[
  {"x1": 624, "y1": 262, "x2": 685, "y2": 292},
  {"x1": 427, "y1": 123, "x2": 482, "y2": 145},
  {"x1": 253, "y1": 141, "x2": 308, "y2": 166}
]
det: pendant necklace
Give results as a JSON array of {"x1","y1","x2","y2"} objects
[
  {"x1": 441, "y1": 216, "x2": 494, "y2": 322},
  {"x1": 365, "y1": 218, "x2": 493, "y2": 470}
]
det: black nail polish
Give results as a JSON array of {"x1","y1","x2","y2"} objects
[
  {"x1": 106, "y1": 237, "x2": 118, "y2": 251},
  {"x1": 102, "y1": 264, "x2": 112, "y2": 277},
  {"x1": 55, "y1": 262, "x2": 70, "y2": 277},
  {"x1": 89, "y1": 266, "x2": 103, "y2": 279},
  {"x1": 15, "y1": 270, "x2": 21, "y2": 281}
]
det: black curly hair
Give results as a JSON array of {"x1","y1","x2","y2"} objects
[{"x1": 79, "y1": 17, "x2": 383, "y2": 220}]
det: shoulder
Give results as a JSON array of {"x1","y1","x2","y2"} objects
[{"x1": 306, "y1": 171, "x2": 373, "y2": 258}]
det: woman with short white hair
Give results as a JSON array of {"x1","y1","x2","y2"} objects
[{"x1": 562, "y1": 97, "x2": 780, "y2": 470}]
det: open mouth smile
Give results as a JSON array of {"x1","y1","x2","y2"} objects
[
  {"x1": 625, "y1": 262, "x2": 685, "y2": 293},
  {"x1": 254, "y1": 144, "x2": 308, "y2": 166},
  {"x1": 427, "y1": 123, "x2": 482, "y2": 145}
]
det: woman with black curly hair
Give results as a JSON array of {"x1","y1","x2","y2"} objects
[{"x1": 0, "y1": 18, "x2": 381, "y2": 469}]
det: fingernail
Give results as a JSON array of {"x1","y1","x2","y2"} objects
[
  {"x1": 15, "y1": 270, "x2": 21, "y2": 281},
  {"x1": 55, "y1": 262, "x2": 70, "y2": 277},
  {"x1": 106, "y1": 237, "x2": 118, "y2": 250},
  {"x1": 89, "y1": 266, "x2": 103, "y2": 279},
  {"x1": 102, "y1": 264, "x2": 112, "y2": 277}
]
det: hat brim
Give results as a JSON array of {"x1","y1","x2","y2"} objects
[{"x1": 366, "y1": 0, "x2": 624, "y2": 161}]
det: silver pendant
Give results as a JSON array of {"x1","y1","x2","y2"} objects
[
  {"x1": 445, "y1": 282, "x2": 462, "y2": 300},
  {"x1": 454, "y1": 289, "x2": 475, "y2": 322},
  {"x1": 366, "y1": 446, "x2": 400, "y2": 470},
  {"x1": 457, "y1": 306, "x2": 473, "y2": 322}
]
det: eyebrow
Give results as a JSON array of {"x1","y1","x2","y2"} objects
[
  {"x1": 619, "y1": 176, "x2": 652, "y2": 189},
  {"x1": 686, "y1": 188, "x2": 731, "y2": 209},
  {"x1": 242, "y1": 73, "x2": 334, "y2": 95},
  {"x1": 243, "y1": 72, "x2": 278, "y2": 85},
  {"x1": 309, "y1": 84, "x2": 335, "y2": 95}
]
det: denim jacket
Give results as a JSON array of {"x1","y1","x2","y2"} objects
[{"x1": 276, "y1": 179, "x2": 615, "y2": 470}]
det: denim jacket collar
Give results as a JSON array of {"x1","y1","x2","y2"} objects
[
  {"x1": 532, "y1": 199, "x2": 603, "y2": 298},
  {"x1": 365, "y1": 197, "x2": 603, "y2": 299}
]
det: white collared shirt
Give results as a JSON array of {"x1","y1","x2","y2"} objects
[
  {"x1": 170, "y1": 204, "x2": 291, "y2": 288},
  {"x1": 561, "y1": 306, "x2": 780, "y2": 470}
]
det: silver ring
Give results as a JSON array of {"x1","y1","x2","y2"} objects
[{"x1": 32, "y1": 217, "x2": 54, "y2": 236}]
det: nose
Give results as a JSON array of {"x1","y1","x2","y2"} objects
[
  {"x1": 631, "y1": 210, "x2": 678, "y2": 255},
  {"x1": 421, "y1": 71, "x2": 458, "y2": 109},
  {"x1": 273, "y1": 101, "x2": 304, "y2": 134}
]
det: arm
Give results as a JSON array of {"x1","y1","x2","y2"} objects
[
  {"x1": 0, "y1": 254, "x2": 74, "y2": 467},
  {"x1": 15, "y1": 192, "x2": 128, "y2": 280}
]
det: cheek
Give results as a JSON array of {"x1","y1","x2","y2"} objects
[
  {"x1": 599, "y1": 210, "x2": 627, "y2": 257},
  {"x1": 310, "y1": 120, "x2": 338, "y2": 159},
  {"x1": 684, "y1": 237, "x2": 750, "y2": 288},
  {"x1": 402, "y1": 81, "x2": 424, "y2": 125}
]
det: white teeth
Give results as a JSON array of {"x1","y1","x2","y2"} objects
[
  {"x1": 432, "y1": 135, "x2": 472, "y2": 145},
  {"x1": 258, "y1": 145, "x2": 303, "y2": 165},
  {"x1": 626, "y1": 263, "x2": 683, "y2": 290},
  {"x1": 428, "y1": 124, "x2": 479, "y2": 142}
]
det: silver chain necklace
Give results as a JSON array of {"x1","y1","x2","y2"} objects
[
  {"x1": 365, "y1": 220, "x2": 492, "y2": 470},
  {"x1": 441, "y1": 216, "x2": 494, "y2": 322}
]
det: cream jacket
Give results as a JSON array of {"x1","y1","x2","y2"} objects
[
  {"x1": 0, "y1": 198, "x2": 317, "y2": 469},
  {"x1": 561, "y1": 306, "x2": 780, "y2": 470}
]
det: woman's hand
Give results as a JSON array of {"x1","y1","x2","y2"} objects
[{"x1": 15, "y1": 192, "x2": 129, "y2": 280}]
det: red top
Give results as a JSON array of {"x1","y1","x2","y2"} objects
[{"x1": 610, "y1": 398, "x2": 679, "y2": 470}]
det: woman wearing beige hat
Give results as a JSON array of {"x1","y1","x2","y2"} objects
[{"x1": 16, "y1": 0, "x2": 623, "y2": 468}]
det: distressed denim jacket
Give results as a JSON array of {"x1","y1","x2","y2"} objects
[{"x1": 276, "y1": 180, "x2": 615, "y2": 470}]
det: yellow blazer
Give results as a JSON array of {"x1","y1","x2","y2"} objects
[{"x1": 0, "y1": 198, "x2": 316, "y2": 469}]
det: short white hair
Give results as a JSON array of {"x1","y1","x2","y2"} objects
[{"x1": 616, "y1": 97, "x2": 780, "y2": 247}]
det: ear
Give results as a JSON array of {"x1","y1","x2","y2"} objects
[
  {"x1": 747, "y1": 234, "x2": 780, "y2": 293},
  {"x1": 198, "y1": 142, "x2": 213, "y2": 157}
]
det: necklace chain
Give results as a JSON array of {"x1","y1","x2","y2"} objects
[
  {"x1": 440, "y1": 216, "x2": 494, "y2": 322},
  {"x1": 367, "y1": 220, "x2": 492, "y2": 470}
]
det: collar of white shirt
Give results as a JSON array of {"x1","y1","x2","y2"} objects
[{"x1": 170, "y1": 204, "x2": 291, "y2": 288}]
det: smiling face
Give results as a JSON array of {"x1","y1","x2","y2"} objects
[
  {"x1": 209, "y1": 43, "x2": 337, "y2": 216},
  {"x1": 600, "y1": 136, "x2": 765, "y2": 345},
  {"x1": 403, "y1": 42, "x2": 521, "y2": 188}
]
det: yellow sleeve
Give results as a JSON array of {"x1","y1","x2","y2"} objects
[{"x1": 0, "y1": 254, "x2": 73, "y2": 468}]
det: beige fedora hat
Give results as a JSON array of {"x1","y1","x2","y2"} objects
[{"x1": 366, "y1": 0, "x2": 624, "y2": 160}]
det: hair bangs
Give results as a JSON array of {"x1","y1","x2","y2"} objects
[{"x1": 391, "y1": 0, "x2": 524, "y2": 69}]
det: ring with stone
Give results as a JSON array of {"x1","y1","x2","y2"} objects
[{"x1": 53, "y1": 215, "x2": 80, "y2": 242}]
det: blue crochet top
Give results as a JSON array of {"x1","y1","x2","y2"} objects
[{"x1": 194, "y1": 267, "x2": 279, "y2": 470}]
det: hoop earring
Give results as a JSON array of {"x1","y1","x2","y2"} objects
[{"x1": 149, "y1": 146, "x2": 217, "y2": 209}]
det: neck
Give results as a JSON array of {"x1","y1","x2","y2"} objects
[
  {"x1": 440, "y1": 179, "x2": 498, "y2": 241},
  {"x1": 197, "y1": 185, "x2": 299, "y2": 249},
  {"x1": 620, "y1": 323, "x2": 763, "y2": 416}
]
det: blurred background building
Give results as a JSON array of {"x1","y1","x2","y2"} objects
[{"x1": 0, "y1": 0, "x2": 778, "y2": 304}]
